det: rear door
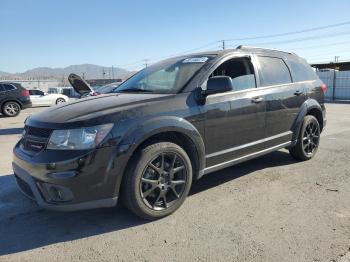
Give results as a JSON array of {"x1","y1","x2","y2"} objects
[{"x1": 256, "y1": 56, "x2": 307, "y2": 146}]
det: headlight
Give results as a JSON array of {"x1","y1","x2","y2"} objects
[{"x1": 47, "y1": 123, "x2": 113, "y2": 150}]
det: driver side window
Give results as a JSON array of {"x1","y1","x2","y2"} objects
[{"x1": 210, "y1": 57, "x2": 256, "y2": 91}]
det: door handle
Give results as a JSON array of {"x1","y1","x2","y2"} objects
[
  {"x1": 294, "y1": 90, "x2": 304, "y2": 96},
  {"x1": 251, "y1": 97, "x2": 264, "y2": 103}
]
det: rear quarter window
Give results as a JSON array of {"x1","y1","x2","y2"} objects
[
  {"x1": 258, "y1": 56, "x2": 292, "y2": 86},
  {"x1": 285, "y1": 58, "x2": 318, "y2": 82}
]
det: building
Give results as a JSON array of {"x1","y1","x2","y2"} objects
[
  {"x1": 311, "y1": 61, "x2": 350, "y2": 71},
  {"x1": 0, "y1": 79, "x2": 62, "y2": 92}
]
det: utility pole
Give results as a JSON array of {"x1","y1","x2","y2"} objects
[
  {"x1": 102, "y1": 68, "x2": 106, "y2": 79},
  {"x1": 112, "y1": 66, "x2": 115, "y2": 80},
  {"x1": 334, "y1": 56, "x2": 340, "y2": 63},
  {"x1": 143, "y1": 59, "x2": 149, "y2": 68},
  {"x1": 82, "y1": 72, "x2": 85, "y2": 80},
  {"x1": 222, "y1": 40, "x2": 225, "y2": 50}
]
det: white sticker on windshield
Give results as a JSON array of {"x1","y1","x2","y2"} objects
[{"x1": 182, "y1": 57, "x2": 208, "y2": 63}]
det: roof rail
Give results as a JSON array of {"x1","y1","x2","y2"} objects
[{"x1": 236, "y1": 45, "x2": 294, "y2": 55}]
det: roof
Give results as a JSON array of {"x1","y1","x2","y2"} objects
[{"x1": 183, "y1": 46, "x2": 296, "y2": 60}]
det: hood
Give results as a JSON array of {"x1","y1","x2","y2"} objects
[
  {"x1": 68, "y1": 73, "x2": 94, "y2": 95},
  {"x1": 26, "y1": 93, "x2": 173, "y2": 128}
]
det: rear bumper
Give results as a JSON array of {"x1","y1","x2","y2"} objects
[
  {"x1": 21, "y1": 99, "x2": 32, "y2": 109},
  {"x1": 322, "y1": 104, "x2": 327, "y2": 131}
]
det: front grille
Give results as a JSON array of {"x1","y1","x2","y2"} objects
[
  {"x1": 21, "y1": 125, "x2": 52, "y2": 153},
  {"x1": 24, "y1": 140, "x2": 46, "y2": 152},
  {"x1": 15, "y1": 174, "x2": 35, "y2": 199},
  {"x1": 25, "y1": 126, "x2": 52, "y2": 138}
]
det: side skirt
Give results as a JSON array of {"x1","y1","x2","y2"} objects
[{"x1": 203, "y1": 141, "x2": 292, "y2": 175}]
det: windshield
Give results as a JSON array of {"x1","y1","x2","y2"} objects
[
  {"x1": 115, "y1": 56, "x2": 213, "y2": 94},
  {"x1": 95, "y1": 83, "x2": 120, "y2": 93}
]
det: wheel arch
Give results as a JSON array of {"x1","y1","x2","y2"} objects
[
  {"x1": 291, "y1": 99, "x2": 324, "y2": 142},
  {"x1": 121, "y1": 116, "x2": 205, "y2": 178},
  {"x1": 56, "y1": 97, "x2": 66, "y2": 103},
  {"x1": 112, "y1": 116, "x2": 206, "y2": 198},
  {"x1": 1, "y1": 99, "x2": 23, "y2": 110}
]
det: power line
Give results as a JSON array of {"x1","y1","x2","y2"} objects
[
  {"x1": 290, "y1": 40, "x2": 350, "y2": 51},
  {"x1": 153, "y1": 41, "x2": 220, "y2": 60},
  {"x1": 233, "y1": 30, "x2": 350, "y2": 47},
  {"x1": 113, "y1": 21, "x2": 350, "y2": 70},
  {"x1": 225, "y1": 20, "x2": 350, "y2": 42}
]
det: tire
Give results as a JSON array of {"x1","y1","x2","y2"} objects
[
  {"x1": 56, "y1": 98, "x2": 66, "y2": 104},
  {"x1": 123, "y1": 142, "x2": 193, "y2": 220},
  {"x1": 289, "y1": 115, "x2": 320, "y2": 161},
  {"x1": 2, "y1": 101, "x2": 21, "y2": 117}
]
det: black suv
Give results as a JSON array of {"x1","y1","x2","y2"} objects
[
  {"x1": 0, "y1": 82, "x2": 32, "y2": 117},
  {"x1": 13, "y1": 46, "x2": 326, "y2": 219}
]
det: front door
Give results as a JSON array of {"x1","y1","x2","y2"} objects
[{"x1": 202, "y1": 57, "x2": 266, "y2": 168}]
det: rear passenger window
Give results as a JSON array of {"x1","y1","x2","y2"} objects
[
  {"x1": 3, "y1": 84, "x2": 16, "y2": 91},
  {"x1": 285, "y1": 59, "x2": 318, "y2": 82},
  {"x1": 0, "y1": 84, "x2": 4, "y2": 92},
  {"x1": 258, "y1": 56, "x2": 292, "y2": 86}
]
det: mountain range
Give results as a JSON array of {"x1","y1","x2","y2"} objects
[{"x1": 0, "y1": 64, "x2": 132, "y2": 80}]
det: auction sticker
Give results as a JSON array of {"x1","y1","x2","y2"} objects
[{"x1": 182, "y1": 57, "x2": 208, "y2": 63}]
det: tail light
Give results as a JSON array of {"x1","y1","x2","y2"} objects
[
  {"x1": 321, "y1": 84, "x2": 327, "y2": 93},
  {"x1": 22, "y1": 90, "x2": 30, "y2": 97}
]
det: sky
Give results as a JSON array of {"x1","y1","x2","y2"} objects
[{"x1": 1, "y1": 0, "x2": 350, "y2": 73}]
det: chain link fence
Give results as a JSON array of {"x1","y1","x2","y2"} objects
[{"x1": 317, "y1": 70, "x2": 350, "y2": 101}]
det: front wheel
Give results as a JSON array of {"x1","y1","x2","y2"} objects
[
  {"x1": 123, "y1": 142, "x2": 192, "y2": 220},
  {"x1": 289, "y1": 115, "x2": 320, "y2": 161}
]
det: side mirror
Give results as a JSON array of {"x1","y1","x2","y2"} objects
[{"x1": 203, "y1": 76, "x2": 233, "y2": 96}]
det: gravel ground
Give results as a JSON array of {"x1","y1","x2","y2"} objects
[{"x1": 0, "y1": 104, "x2": 349, "y2": 262}]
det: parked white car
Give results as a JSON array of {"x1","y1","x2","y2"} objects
[{"x1": 29, "y1": 89, "x2": 69, "y2": 107}]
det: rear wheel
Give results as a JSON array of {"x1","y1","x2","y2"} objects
[
  {"x1": 123, "y1": 142, "x2": 192, "y2": 220},
  {"x1": 2, "y1": 101, "x2": 21, "y2": 117},
  {"x1": 289, "y1": 115, "x2": 320, "y2": 161},
  {"x1": 56, "y1": 98, "x2": 66, "y2": 104}
]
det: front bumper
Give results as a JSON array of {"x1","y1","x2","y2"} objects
[{"x1": 12, "y1": 144, "x2": 120, "y2": 211}]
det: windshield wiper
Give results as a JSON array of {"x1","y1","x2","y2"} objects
[{"x1": 117, "y1": 88, "x2": 153, "y2": 93}]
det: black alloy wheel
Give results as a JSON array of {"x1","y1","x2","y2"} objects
[
  {"x1": 140, "y1": 152, "x2": 187, "y2": 210},
  {"x1": 302, "y1": 119, "x2": 320, "y2": 155},
  {"x1": 289, "y1": 115, "x2": 320, "y2": 161},
  {"x1": 123, "y1": 142, "x2": 192, "y2": 220}
]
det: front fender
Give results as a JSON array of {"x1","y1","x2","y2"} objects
[
  {"x1": 291, "y1": 98, "x2": 324, "y2": 142},
  {"x1": 121, "y1": 116, "x2": 205, "y2": 170}
]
